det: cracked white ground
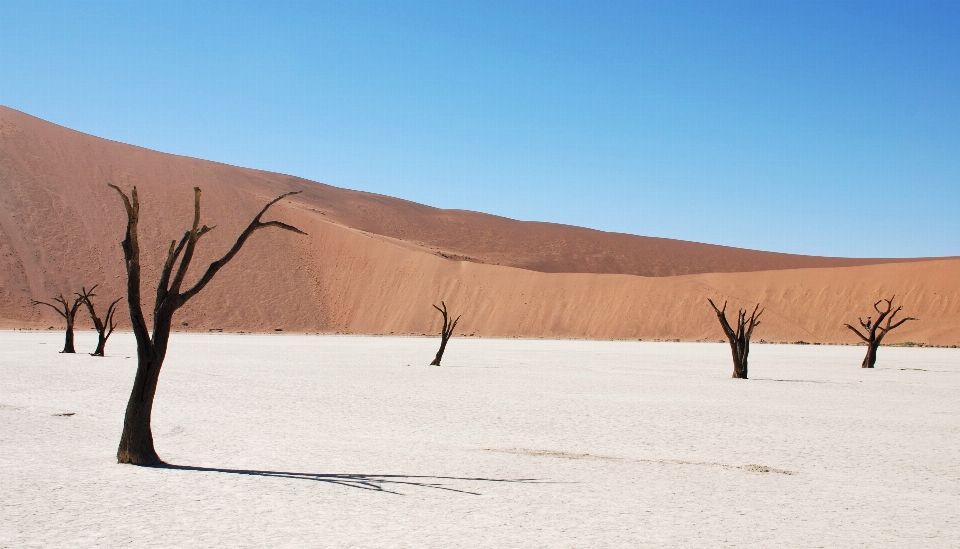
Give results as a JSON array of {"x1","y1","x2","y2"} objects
[{"x1": 2, "y1": 331, "x2": 958, "y2": 548}]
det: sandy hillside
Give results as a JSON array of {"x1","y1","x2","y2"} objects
[
  {"x1": 0, "y1": 105, "x2": 957, "y2": 344},
  {"x1": 3, "y1": 332, "x2": 959, "y2": 547}
]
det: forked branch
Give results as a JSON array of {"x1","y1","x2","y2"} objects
[
  {"x1": 430, "y1": 301, "x2": 461, "y2": 366},
  {"x1": 178, "y1": 191, "x2": 306, "y2": 304},
  {"x1": 30, "y1": 294, "x2": 80, "y2": 319}
]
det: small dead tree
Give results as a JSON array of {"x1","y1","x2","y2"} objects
[
  {"x1": 110, "y1": 184, "x2": 305, "y2": 465},
  {"x1": 708, "y1": 299, "x2": 763, "y2": 379},
  {"x1": 844, "y1": 296, "x2": 917, "y2": 368},
  {"x1": 429, "y1": 301, "x2": 460, "y2": 366},
  {"x1": 77, "y1": 285, "x2": 122, "y2": 357},
  {"x1": 31, "y1": 293, "x2": 83, "y2": 353}
]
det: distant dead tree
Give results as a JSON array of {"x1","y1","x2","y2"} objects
[
  {"x1": 31, "y1": 293, "x2": 83, "y2": 353},
  {"x1": 708, "y1": 299, "x2": 763, "y2": 379},
  {"x1": 77, "y1": 285, "x2": 122, "y2": 357},
  {"x1": 429, "y1": 301, "x2": 460, "y2": 366},
  {"x1": 844, "y1": 296, "x2": 917, "y2": 368},
  {"x1": 110, "y1": 184, "x2": 305, "y2": 465}
]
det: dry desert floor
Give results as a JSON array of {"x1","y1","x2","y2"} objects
[{"x1": 2, "y1": 331, "x2": 959, "y2": 548}]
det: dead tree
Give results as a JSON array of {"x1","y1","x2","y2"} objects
[
  {"x1": 77, "y1": 285, "x2": 122, "y2": 357},
  {"x1": 110, "y1": 184, "x2": 305, "y2": 465},
  {"x1": 708, "y1": 299, "x2": 763, "y2": 379},
  {"x1": 429, "y1": 301, "x2": 460, "y2": 366},
  {"x1": 844, "y1": 296, "x2": 917, "y2": 368},
  {"x1": 31, "y1": 293, "x2": 83, "y2": 353}
]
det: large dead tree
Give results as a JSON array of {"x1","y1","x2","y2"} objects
[
  {"x1": 77, "y1": 285, "x2": 122, "y2": 357},
  {"x1": 844, "y1": 296, "x2": 917, "y2": 368},
  {"x1": 429, "y1": 301, "x2": 460, "y2": 366},
  {"x1": 31, "y1": 293, "x2": 83, "y2": 353},
  {"x1": 110, "y1": 184, "x2": 305, "y2": 465},
  {"x1": 708, "y1": 299, "x2": 763, "y2": 379}
]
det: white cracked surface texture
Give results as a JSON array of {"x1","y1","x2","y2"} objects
[{"x1": 2, "y1": 330, "x2": 958, "y2": 548}]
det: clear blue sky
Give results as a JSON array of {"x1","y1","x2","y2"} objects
[{"x1": 1, "y1": 1, "x2": 958, "y2": 258}]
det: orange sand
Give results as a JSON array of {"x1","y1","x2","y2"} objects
[{"x1": 1, "y1": 106, "x2": 957, "y2": 344}]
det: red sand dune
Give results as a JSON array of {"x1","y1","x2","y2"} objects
[{"x1": 1, "y1": 106, "x2": 957, "y2": 345}]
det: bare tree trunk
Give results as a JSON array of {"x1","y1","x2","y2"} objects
[
  {"x1": 708, "y1": 299, "x2": 763, "y2": 379},
  {"x1": 62, "y1": 318, "x2": 76, "y2": 354},
  {"x1": 429, "y1": 301, "x2": 460, "y2": 366},
  {"x1": 730, "y1": 346, "x2": 747, "y2": 379},
  {"x1": 845, "y1": 296, "x2": 917, "y2": 369},
  {"x1": 862, "y1": 343, "x2": 878, "y2": 369},
  {"x1": 93, "y1": 335, "x2": 108, "y2": 357},
  {"x1": 116, "y1": 312, "x2": 173, "y2": 465},
  {"x1": 110, "y1": 185, "x2": 304, "y2": 465},
  {"x1": 431, "y1": 338, "x2": 449, "y2": 366},
  {"x1": 117, "y1": 351, "x2": 164, "y2": 465}
]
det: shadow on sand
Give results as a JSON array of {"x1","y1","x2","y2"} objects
[{"x1": 153, "y1": 463, "x2": 540, "y2": 495}]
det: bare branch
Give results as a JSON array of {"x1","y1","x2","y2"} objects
[
  {"x1": 449, "y1": 315, "x2": 461, "y2": 335},
  {"x1": 157, "y1": 238, "x2": 183, "y2": 304},
  {"x1": 880, "y1": 316, "x2": 918, "y2": 334},
  {"x1": 886, "y1": 305, "x2": 903, "y2": 325},
  {"x1": 108, "y1": 184, "x2": 149, "y2": 345},
  {"x1": 707, "y1": 298, "x2": 725, "y2": 315},
  {"x1": 31, "y1": 298, "x2": 68, "y2": 318},
  {"x1": 707, "y1": 299, "x2": 737, "y2": 340},
  {"x1": 76, "y1": 284, "x2": 100, "y2": 302},
  {"x1": 77, "y1": 286, "x2": 101, "y2": 329},
  {"x1": 177, "y1": 191, "x2": 305, "y2": 305},
  {"x1": 254, "y1": 191, "x2": 304, "y2": 222},
  {"x1": 844, "y1": 324, "x2": 869, "y2": 342},
  {"x1": 873, "y1": 298, "x2": 889, "y2": 316},
  {"x1": 745, "y1": 305, "x2": 763, "y2": 339},
  {"x1": 751, "y1": 304, "x2": 764, "y2": 323},
  {"x1": 104, "y1": 297, "x2": 122, "y2": 339},
  {"x1": 33, "y1": 293, "x2": 82, "y2": 319},
  {"x1": 168, "y1": 188, "x2": 204, "y2": 295},
  {"x1": 256, "y1": 220, "x2": 306, "y2": 235},
  {"x1": 108, "y1": 184, "x2": 137, "y2": 218}
]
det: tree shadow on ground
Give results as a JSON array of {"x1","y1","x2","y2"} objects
[
  {"x1": 750, "y1": 378, "x2": 842, "y2": 384},
  {"x1": 154, "y1": 463, "x2": 540, "y2": 495}
]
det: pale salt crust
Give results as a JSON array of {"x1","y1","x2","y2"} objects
[{"x1": 2, "y1": 330, "x2": 958, "y2": 548}]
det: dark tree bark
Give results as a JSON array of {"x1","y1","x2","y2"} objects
[
  {"x1": 708, "y1": 299, "x2": 763, "y2": 379},
  {"x1": 844, "y1": 296, "x2": 917, "y2": 368},
  {"x1": 31, "y1": 294, "x2": 83, "y2": 353},
  {"x1": 77, "y1": 285, "x2": 122, "y2": 356},
  {"x1": 109, "y1": 185, "x2": 305, "y2": 465},
  {"x1": 429, "y1": 301, "x2": 460, "y2": 366}
]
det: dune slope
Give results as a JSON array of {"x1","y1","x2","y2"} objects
[{"x1": 0, "y1": 106, "x2": 957, "y2": 344}]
